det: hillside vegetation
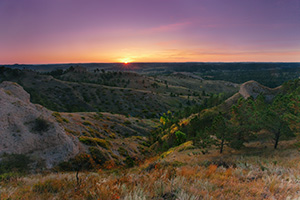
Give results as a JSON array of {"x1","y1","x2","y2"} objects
[
  {"x1": 0, "y1": 66, "x2": 238, "y2": 118},
  {"x1": 0, "y1": 65, "x2": 300, "y2": 199}
]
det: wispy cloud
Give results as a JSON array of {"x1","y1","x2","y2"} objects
[{"x1": 155, "y1": 48, "x2": 300, "y2": 62}]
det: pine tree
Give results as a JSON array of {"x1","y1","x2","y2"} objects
[
  {"x1": 262, "y1": 95, "x2": 294, "y2": 149},
  {"x1": 210, "y1": 113, "x2": 231, "y2": 153}
]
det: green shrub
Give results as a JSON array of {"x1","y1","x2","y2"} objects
[
  {"x1": 89, "y1": 147, "x2": 108, "y2": 165},
  {"x1": 93, "y1": 112, "x2": 103, "y2": 120},
  {"x1": 83, "y1": 121, "x2": 93, "y2": 126},
  {"x1": 52, "y1": 112, "x2": 61, "y2": 118},
  {"x1": 0, "y1": 172, "x2": 21, "y2": 181},
  {"x1": 87, "y1": 127, "x2": 101, "y2": 137},
  {"x1": 62, "y1": 118, "x2": 69, "y2": 123},
  {"x1": 52, "y1": 112, "x2": 69, "y2": 123},
  {"x1": 175, "y1": 131, "x2": 186, "y2": 145},
  {"x1": 124, "y1": 156, "x2": 135, "y2": 168},
  {"x1": 64, "y1": 128, "x2": 80, "y2": 136},
  {"x1": 58, "y1": 153, "x2": 97, "y2": 171},
  {"x1": 0, "y1": 154, "x2": 32, "y2": 174},
  {"x1": 79, "y1": 136, "x2": 111, "y2": 149}
]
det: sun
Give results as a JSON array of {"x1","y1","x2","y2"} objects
[{"x1": 120, "y1": 58, "x2": 132, "y2": 64}]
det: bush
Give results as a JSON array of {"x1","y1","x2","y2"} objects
[
  {"x1": 124, "y1": 156, "x2": 135, "y2": 168},
  {"x1": 89, "y1": 147, "x2": 108, "y2": 165},
  {"x1": 0, "y1": 154, "x2": 32, "y2": 174},
  {"x1": 124, "y1": 120, "x2": 131, "y2": 125},
  {"x1": 118, "y1": 147, "x2": 128, "y2": 157},
  {"x1": 58, "y1": 153, "x2": 97, "y2": 171},
  {"x1": 52, "y1": 112, "x2": 69, "y2": 123},
  {"x1": 175, "y1": 131, "x2": 186, "y2": 145},
  {"x1": 0, "y1": 172, "x2": 21, "y2": 181},
  {"x1": 32, "y1": 117, "x2": 50, "y2": 133},
  {"x1": 83, "y1": 121, "x2": 93, "y2": 126},
  {"x1": 79, "y1": 136, "x2": 111, "y2": 149}
]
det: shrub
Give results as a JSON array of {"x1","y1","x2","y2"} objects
[
  {"x1": 96, "y1": 139, "x2": 111, "y2": 149},
  {"x1": 58, "y1": 153, "x2": 97, "y2": 171},
  {"x1": 52, "y1": 112, "x2": 61, "y2": 118},
  {"x1": 124, "y1": 120, "x2": 131, "y2": 125},
  {"x1": 0, "y1": 154, "x2": 32, "y2": 174},
  {"x1": 89, "y1": 147, "x2": 108, "y2": 165},
  {"x1": 93, "y1": 112, "x2": 103, "y2": 120},
  {"x1": 79, "y1": 136, "x2": 111, "y2": 149},
  {"x1": 5, "y1": 90, "x2": 12, "y2": 95},
  {"x1": 175, "y1": 131, "x2": 186, "y2": 145},
  {"x1": 32, "y1": 117, "x2": 50, "y2": 133},
  {"x1": 0, "y1": 172, "x2": 20, "y2": 181},
  {"x1": 118, "y1": 147, "x2": 128, "y2": 157},
  {"x1": 52, "y1": 112, "x2": 69, "y2": 123},
  {"x1": 64, "y1": 128, "x2": 80, "y2": 136},
  {"x1": 62, "y1": 118, "x2": 69, "y2": 123},
  {"x1": 83, "y1": 121, "x2": 93, "y2": 126},
  {"x1": 124, "y1": 156, "x2": 135, "y2": 168}
]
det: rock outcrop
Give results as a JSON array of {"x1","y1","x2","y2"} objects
[
  {"x1": 239, "y1": 80, "x2": 281, "y2": 101},
  {"x1": 222, "y1": 80, "x2": 282, "y2": 111},
  {"x1": 0, "y1": 81, "x2": 79, "y2": 168}
]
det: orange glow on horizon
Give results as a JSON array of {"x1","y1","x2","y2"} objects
[
  {"x1": 2, "y1": 49, "x2": 300, "y2": 64},
  {"x1": 120, "y1": 58, "x2": 133, "y2": 64}
]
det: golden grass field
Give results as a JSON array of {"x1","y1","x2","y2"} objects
[{"x1": 1, "y1": 138, "x2": 300, "y2": 200}]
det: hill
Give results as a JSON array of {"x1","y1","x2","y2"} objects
[
  {"x1": 0, "y1": 81, "x2": 158, "y2": 171},
  {"x1": 0, "y1": 70, "x2": 299, "y2": 199},
  {"x1": 3, "y1": 62, "x2": 300, "y2": 87},
  {"x1": 0, "y1": 66, "x2": 238, "y2": 118},
  {"x1": 0, "y1": 81, "x2": 79, "y2": 168}
]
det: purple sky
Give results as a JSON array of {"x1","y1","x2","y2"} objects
[{"x1": 0, "y1": 0, "x2": 299, "y2": 63}]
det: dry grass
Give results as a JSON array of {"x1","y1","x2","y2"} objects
[{"x1": 2, "y1": 142, "x2": 300, "y2": 200}]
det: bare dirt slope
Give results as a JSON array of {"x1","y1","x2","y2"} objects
[
  {"x1": 239, "y1": 80, "x2": 281, "y2": 101},
  {"x1": 0, "y1": 81, "x2": 80, "y2": 168}
]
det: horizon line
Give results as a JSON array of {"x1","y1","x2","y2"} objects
[{"x1": 2, "y1": 61, "x2": 300, "y2": 65}]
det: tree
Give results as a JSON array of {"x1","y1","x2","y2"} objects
[
  {"x1": 230, "y1": 97, "x2": 259, "y2": 149},
  {"x1": 262, "y1": 95, "x2": 294, "y2": 149},
  {"x1": 210, "y1": 113, "x2": 231, "y2": 153}
]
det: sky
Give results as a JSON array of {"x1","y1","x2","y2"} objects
[{"x1": 0, "y1": 0, "x2": 299, "y2": 64}]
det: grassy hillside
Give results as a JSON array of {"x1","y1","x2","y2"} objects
[
  {"x1": 4, "y1": 62, "x2": 300, "y2": 87},
  {"x1": 1, "y1": 138, "x2": 300, "y2": 199},
  {"x1": 0, "y1": 67, "x2": 238, "y2": 118},
  {"x1": 55, "y1": 111, "x2": 158, "y2": 167},
  {"x1": 1, "y1": 65, "x2": 300, "y2": 199}
]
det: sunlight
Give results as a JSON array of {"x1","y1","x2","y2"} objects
[{"x1": 120, "y1": 58, "x2": 133, "y2": 64}]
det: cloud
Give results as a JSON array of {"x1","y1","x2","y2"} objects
[{"x1": 155, "y1": 48, "x2": 300, "y2": 62}]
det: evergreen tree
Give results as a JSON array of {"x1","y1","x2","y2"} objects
[
  {"x1": 230, "y1": 97, "x2": 259, "y2": 149},
  {"x1": 210, "y1": 113, "x2": 231, "y2": 153},
  {"x1": 262, "y1": 95, "x2": 294, "y2": 149}
]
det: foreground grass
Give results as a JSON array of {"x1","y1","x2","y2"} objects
[{"x1": 1, "y1": 143, "x2": 300, "y2": 200}]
